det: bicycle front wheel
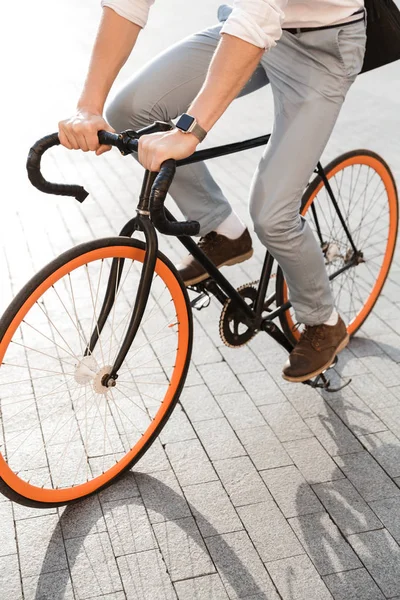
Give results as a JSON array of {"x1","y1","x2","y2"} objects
[
  {"x1": 0, "y1": 237, "x2": 192, "y2": 506},
  {"x1": 276, "y1": 150, "x2": 399, "y2": 345}
]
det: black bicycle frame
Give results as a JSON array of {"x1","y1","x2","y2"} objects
[{"x1": 95, "y1": 132, "x2": 359, "y2": 384}]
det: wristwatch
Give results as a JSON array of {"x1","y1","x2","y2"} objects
[{"x1": 175, "y1": 113, "x2": 207, "y2": 143}]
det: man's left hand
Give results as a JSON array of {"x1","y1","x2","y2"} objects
[{"x1": 138, "y1": 129, "x2": 199, "y2": 172}]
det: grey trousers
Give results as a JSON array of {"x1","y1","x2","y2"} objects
[{"x1": 106, "y1": 10, "x2": 366, "y2": 325}]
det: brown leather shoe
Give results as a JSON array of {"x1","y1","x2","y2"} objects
[
  {"x1": 177, "y1": 229, "x2": 253, "y2": 286},
  {"x1": 282, "y1": 316, "x2": 349, "y2": 383}
]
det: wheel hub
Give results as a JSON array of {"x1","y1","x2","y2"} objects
[
  {"x1": 323, "y1": 241, "x2": 343, "y2": 264},
  {"x1": 74, "y1": 357, "x2": 114, "y2": 395},
  {"x1": 94, "y1": 365, "x2": 115, "y2": 395},
  {"x1": 74, "y1": 355, "x2": 98, "y2": 385}
]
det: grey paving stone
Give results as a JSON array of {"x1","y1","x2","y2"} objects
[
  {"x1": 259, "y1": 402, "x2": 313, "y2": 442},
  {"x1": 369, "y1": 496, "x2": 400, "y2": 544},
  {"x1": 323, "y1": 568, "x2": 385, "y2": 600},
  {"x1": 184, "y1": 363, "x2": 204, "y2": 387},
  {"x1": 236, "y1": 425, "x2": 293, "y2": 470},
  {"x1": 261, "y1": 465, "x2": 324, "y2": 518},
  {"x1": 289, "y1": 513, "x2": 361, "y2": 575},
  {"x1": 305, "y1": 408, "x2": 363, "y2": 457},
  {"x1": 165, "y1": 439, "x2": 218, "y2": 487},
  {"x1": 334, "y1": 349, "x2": 371, "y2": 378},
  {"x1": 372, "y1": 404, "x2": 400, "y2": 441},
  {"x1": 95, "y1": 594, "x2": 127, "y2": 600},
  {"x1": 132, "y1": 439, "x2": 170, "y2": 474},
  {"x1": 215, "y1": 391, "x2": 266, "y2": 430},
  {"x1": 174, "y1": 574, "x2": 229, "y2": 600},
  {"x1": 153, "y1": 517, "x2": 215, "y2": 582},
  {"x1": 313, "y1": 479, "x2": 383, "y2": 535},
  {"x1": 348, "y1": 336, "x2": 384, "y2": 358},
  {"x1": 349, "y1": 373, "x2": 399, "y2": 411},
  {"x1": 191, "y1": 329, "x2": 223, "y2": 367},
  {"x1": 198, "y1": 362, "x2": 243, "y2": 396},
  {"x1": 16, "y1": 514, "x2": 68, "y2": 578},
  {"x1": 102, "y1": 498, "x2": 156, "y2": 557},
  {"x1": 0, "y1": 554, "x2": 23, "y2": 600},
  {"x1": 118, "y1": 550, "x2": 177, "y2": 600},
  {"x1": 220, "y1": 345, "x2": 263, "y2": 375},
  {"x1": 98, "y1": 472, "x2": 140, "y2": 503},
  {"x1": 348, "y1": 529, "x2": 400, "y2": 598},
  {"x1": 183, "y1": 481, "x2": 242, "y2": 538},
  {"x1": 361, "y1": 355, "x2": 400, "y2": 387},
  {"x1": 65, "y1": 532, "x2": 122, "y2": 599},
  {"x1": 193, "y1": 417, "x2": 245, "y2": 461},
  {"x1": 248, "y1": 335, "x2": 289, "y2": 371},
  {"x1": 326, "y1": 395, "x2": 387, "y2": 437},
  {"x1": 0, "y1": 502, "x2": 17, "y2": 557},
  {"x1": 267, "y1": 554, "x2": 333, "y2": 600},
  {"x1": 361, "y1": 313, "x2": 394, "y2": 338},
  {"x1": 237, "y1": 370, "x2": 287, "y2": 406},
  {"x1": 22, "y1": 570, "x2": 75, "y2": 600},
  {"x1": 284, "y1": 437, "x2": 344, "y2": 484},
  {"x1": 214, "y1": 456, "x2": 274, "y2": 507},
  {"x1": 135, "y1": 470, "x2": 191, "y2": 524},
  {"x1": 286, "y1": 387, "x2": 329, "y2": 419},
  {"x1": 359, "y1": 429, "x2": 400, "y2": 477},
  {"x1": 374, "y1": 333, "x2": 400, "y2": 363},
  {"x1": 179, "y1": 384, "x2": 224, "y2": 423},
  {"x1": 159, "y1": 406, "x2": 197, "y2": 445},
  {"x1": 205, "y1": 530, "x2": 280, "y2": 600},
  {"x1": 334, "y1": 451, "x2": 400, "y2": 501},
  {"x1": 59, "y1": 495, "x2": 106, "y2": 539},
  {"x1": 238, "y1": 501, "x2": 303, "y2": 562}
]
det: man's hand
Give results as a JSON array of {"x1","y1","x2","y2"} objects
[
  {"x1": 58, "y1": 110, "x2": 115, "y2": 156},
  {"x1": 138, "y1": 129, "x2": 199, "y2": 171}
]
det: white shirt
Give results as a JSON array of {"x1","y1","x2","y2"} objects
[{"x1": 101, "y1": 0, "x2": 364, "y2": 50}]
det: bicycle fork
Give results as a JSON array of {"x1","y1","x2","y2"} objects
[{"x1": 85, "y1": 174, "x2": 160, "y2": 388}]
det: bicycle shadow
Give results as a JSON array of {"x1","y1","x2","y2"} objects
[
  {"x1": 32, "y1": 472, "x2": 270, "y2": 600},
  {"x1": 289, "y1": 340, "x2": 400, "y2": 597}
]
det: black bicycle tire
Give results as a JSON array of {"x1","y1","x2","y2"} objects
[
  {"x1": 275, "y1": 149, "x2": 399, "y2": 346},
  {"x1": 0, "y1": 236, "x2": 193, "y2": 507}
]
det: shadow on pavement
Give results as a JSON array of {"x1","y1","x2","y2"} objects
[
  {"x1": 292, "y1": 344, "x2": 400, "y2": 599},
  {"x1": 34, "y1": 472, "x2": 269, "y2": 600}
]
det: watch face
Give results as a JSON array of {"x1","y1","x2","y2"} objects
[{"x1": 177, "y1": 114, "x2": 195, "y2": 132}]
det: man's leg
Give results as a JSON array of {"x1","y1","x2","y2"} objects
[
  {"x1": 249, "y1": 21, "x2": 366, "y2": 379},
  {"x1": 106, "y1": 23, "x2": 272, "y2": 284},
  {"x1": 106, "y1": 24, "x2": 266, "y2": 235}
]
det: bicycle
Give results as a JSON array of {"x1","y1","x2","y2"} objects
[{"x1": 0, "y1": 121, "x2": 397, "y2": 507}]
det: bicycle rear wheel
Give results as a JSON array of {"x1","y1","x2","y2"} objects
[
  {"x1": 276, "y1": 150, "x2": 398, "y2": 345},
  {"x1": 0, "y1": 237, "x2": 192, "y2": 506}
]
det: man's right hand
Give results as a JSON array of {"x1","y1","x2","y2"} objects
[{"x1": 58, "y1": 110, "x2": 115, "y2": 156}]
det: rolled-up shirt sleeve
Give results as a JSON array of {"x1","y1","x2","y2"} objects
[
  {"x1": 221, "y1": 0, "x2": 288, "y2": 49},
  {"x1": 101, "y1": 0, "x2": 154, "y2": 28}
]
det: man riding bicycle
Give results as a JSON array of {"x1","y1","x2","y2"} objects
[{"x1": 59, "y1": 0, "x2": 367, "y2": 383}]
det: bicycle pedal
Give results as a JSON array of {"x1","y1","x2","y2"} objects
[
  {"x1": 305, "y1": 356, "x2": 352, "y2": 392},
  {"x1": 190, "y1": 291, "x2": 211, "y2": 311}
]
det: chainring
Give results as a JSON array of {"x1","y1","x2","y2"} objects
[{"x1": 219, "y1": 283, "x2": 259, "y2": 348}]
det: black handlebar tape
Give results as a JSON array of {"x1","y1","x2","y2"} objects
[
  {"x1": 98, "y1": 130, "x2": 139, "y2": 154},
  {"x1": 26, "y1": 133, "x2": 89, "y2": 203},
  {"x1": 150, "y1": 159, "x2": 200, "y2": 237}
]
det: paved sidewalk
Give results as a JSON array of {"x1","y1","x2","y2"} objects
[{"x1": 1, "y1": 1, "x2": 400, "y2": 599}]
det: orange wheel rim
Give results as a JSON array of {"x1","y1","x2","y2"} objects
[
  {"x1": 0, "y1": 246, "x2": 190, "y2": 504},
  {"x1": 282, "y1": 154, "x2": 398, "y2": 340}
]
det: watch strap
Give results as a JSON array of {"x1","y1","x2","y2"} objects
[
  {"x1": 188, "y1": 121, "x2": 207, "y2": 143},
  {"x1": 176, "y1": 114, "x2": 207, "y2": 143}
]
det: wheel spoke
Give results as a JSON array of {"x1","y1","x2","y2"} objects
[
  {"x1": 0, "y1": 244, "x2": 190, "y2": 500},
  {"x1": 281, "y1": 155, "x2": 397, "y2": 342}
]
